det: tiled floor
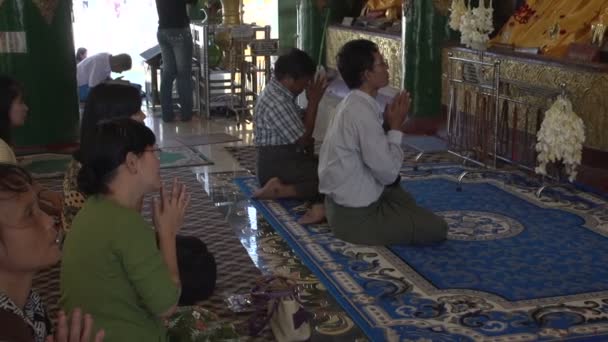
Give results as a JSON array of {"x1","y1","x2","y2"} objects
[
  {"x1": 143, "y1": 107, "x2": 369, "y2": 341},
  {"x1": 145, "y1": 110, "x2": 252, "y2": 171}
]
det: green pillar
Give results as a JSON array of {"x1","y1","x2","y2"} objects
[
  {"x1": 298, "y1": 0, "x2": 323, "y2": 61},
  {"x1": 278, "y1": 0, "x2": 298, "y2": 52},
  {"x1": 405, "y1": 0, "x2": 455, "y2": 117},
  {"x1": 0, "y1": 0, "x2": 79, "y2": 147},
  {"x1": 298, "y1": 0, "x2": 352, "y2": 64}
]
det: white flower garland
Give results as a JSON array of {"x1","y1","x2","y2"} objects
[
  {"x1": 450, "y1": 0, "x2": 494, "y2": 50},
  {"x1": 449, "y1": 0, "x2": 466, "y2": 31},
  {"x1": 535, "y1": 95, "x2": 585, "y2": 182}
]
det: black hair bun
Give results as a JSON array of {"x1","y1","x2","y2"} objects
[{"x1": 77, "y1": 164, "x2": 104, "y2": 196}]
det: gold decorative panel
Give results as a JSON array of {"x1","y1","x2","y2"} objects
[
  {"x1": 442, "y1": 47, "x2": 608, "y2": 151},
  {"x1": 326, "y1": 26, "x2": 403, "y2": 89}
]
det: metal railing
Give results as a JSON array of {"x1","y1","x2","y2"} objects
[{"x1": 445, "y1": 51, "x2": 569, "y2": 194}]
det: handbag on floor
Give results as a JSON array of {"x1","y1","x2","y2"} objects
[
  {"x1": 248, "y1": 275, "x2": 311, "y2": 342},
  {"x1": 176, "y1": 235, "x2": 217, "y2": 305}
]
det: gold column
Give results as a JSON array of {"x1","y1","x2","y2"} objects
[
  {"x1": 216, "y1": 0, "x2": 243, "y2": 69},
  {"x1": 326, "y1": 26, "x2": 403, "y2": 89},
  {"x1": 220, "y1": 0, "x2": 242, "y2": 25}
]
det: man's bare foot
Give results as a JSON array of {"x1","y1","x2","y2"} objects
[
  {"x1": 252, "y1": 177, "x2": 297, "y2": 199},
  {"x1": 298, "y1": 203, "x2": 326, "y2": 224}
]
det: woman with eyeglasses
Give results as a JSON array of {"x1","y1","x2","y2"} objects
[
  {"x1": 60, "y1": 118, "x2": 187, "y2": 341},
  {"x1": 62, "y1": 83, "x2": 146, "y2": 233},
  {"x1": 62, "y1": 84, "x2": 216, "y2": 307},
  {"x1": 0, "y1": 164, "x2": 104, "y2": 342}
]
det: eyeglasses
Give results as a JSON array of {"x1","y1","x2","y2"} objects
[{"x1": 144, "y1": 148, "x2": 162, "y2": 159}]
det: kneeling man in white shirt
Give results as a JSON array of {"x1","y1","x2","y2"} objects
[
  {"x1": 318, "y1": 39, "x2": 447, "y2": 245},
  {"x1": 76, "y1": 53, "x2": 132, "y2": 102}
]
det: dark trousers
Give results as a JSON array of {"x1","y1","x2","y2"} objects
[
  {"x1": 157, "y1": 28, "x2": 193, "y2": 121},
  {"x1": 256, "y1": 144, "x2": 322, "y2": 202},
  {"x1": 325, "y1": 184, "x2": 448, "y2": 246}
]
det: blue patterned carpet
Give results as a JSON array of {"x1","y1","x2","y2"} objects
[{"x1": 235, "y1": 165, "x2": 608, "y2": 341}]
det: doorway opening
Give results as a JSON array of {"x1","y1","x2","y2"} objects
[{"x1": 71, "y1": 0, "x2": 278, "y2": 116}]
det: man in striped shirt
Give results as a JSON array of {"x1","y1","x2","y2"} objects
[{"x1": 253, "y1": 48, "x2": 327, "y2": 224}]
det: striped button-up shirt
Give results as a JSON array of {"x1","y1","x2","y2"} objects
[{"x1": 254, "y1": 78, "x2": 305, "y2": 146}]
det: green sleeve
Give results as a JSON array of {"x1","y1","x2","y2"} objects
[{"x1": 114, "y1": 217, "x2": 179, "y2": 316}]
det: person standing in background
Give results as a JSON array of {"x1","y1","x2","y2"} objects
[{"x1": 155, "y1": 0, "x2": 196, "y2": 123}]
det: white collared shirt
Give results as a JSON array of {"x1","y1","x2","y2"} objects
[
  {"x1": 318, "y1": 90, "x2": 404, "y2": 207},
  {"x1": 76, "y1": 53, "x2": 111, "y2": 87}
]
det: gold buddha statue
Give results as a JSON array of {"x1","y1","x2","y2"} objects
[
  {"x1": 364, "y1": 0, "x2": 401, "y2": 21},
  {"x1": 492, "y1": 0, "x2": 608, "y2": 57}
]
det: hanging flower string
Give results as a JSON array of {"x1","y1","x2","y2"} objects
[
  {"x1": 535, "y1": 95, "x2": 585, "y2": 182},
  {"x1": 449, "y1": 0, "x2": 467, "y2": 31},
  {"x1": 450, "y1": 0, "x2": 494, "y2": 50}
]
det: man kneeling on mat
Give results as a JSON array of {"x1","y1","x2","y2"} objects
[
  {"x1": 318, "y1": 39, "x2": 448, "y2": 245},
  {"x1": 252, "y1": 48, "x2": 328, "y2": 224}
]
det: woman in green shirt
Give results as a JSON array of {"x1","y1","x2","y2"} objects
[
  {"x1": 60, "y1": 119, "x2": 188, "y2": 342},
  {"x1": 61, "y1": 83, "x2": 216, "y2": 306}
]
